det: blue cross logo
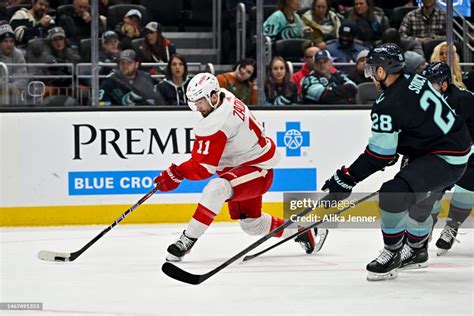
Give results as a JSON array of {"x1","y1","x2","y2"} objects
[{"x1": 276, "y1": 122, "x2": 310, "y2": 157}]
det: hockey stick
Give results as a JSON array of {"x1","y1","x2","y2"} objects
[
  {"x1": 37, "y1": 185, "x2": 160, "y2": 262},
  {"x1": 161, "y1": 195, "x2": 336, "y2": 285},
  {"x1": 242, "y1": 191, "x2": 379, "y2": 262}
]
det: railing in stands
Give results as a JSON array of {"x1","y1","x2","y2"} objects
[
  {"x1": 453, "y1": 6, "x2": 474, "y2": 64},
  {"x1": 1, "y1": 63, "x2": 74, "y2": 106},
  {"x1": 0, "y1": 62, "x2": 9, "y2": 105},
  {"x1": 236, "y1": 3, "x2": 246, "y2": 61}
]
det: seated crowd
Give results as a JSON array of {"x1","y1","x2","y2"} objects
[{"x1": 0, "y1": 0, "x2": 471, "y2": 106}]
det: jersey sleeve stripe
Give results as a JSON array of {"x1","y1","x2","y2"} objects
[
  {"x1": 368, "y1": 131, "x2": 399, "y2": 156},
  {"x1": 364, "y1": 147, "x2": 396, "y2": 160}
]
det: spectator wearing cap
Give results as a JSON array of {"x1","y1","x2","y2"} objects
[
  {"x1": 115, "y1": 9, "x2": 143, "y2": 50},
  {"x1": 290, "y1": 45, "x2": 320, "y2": 96},
  {"x1": 326, "y1": 21, "x2": 367, "y2": 63},
  {"x1": 57, "y1": 0, "x2": 106, "y2": 47},
  {"x1": 348, "y1": 0, "x2": 388, "y2": 46},
  {"x1": 302, "y1": 49, "x2": 357, "y2": 104},
  {"x1": 404, "y1": 51, "x2": 426, "y2": 75},
  {"x1": 156, "y1": 53, "x2": 190, "y2": 106},
  {"x1": 99, "y1": 49, "x2": 165, "y2": 106},
  {"x1": 346, "y1": 49, "x2": 371, "y2": 84},
  {"x1": 30, "y1": 26, "x2": 80, "y2": 95},
  {"x1": 9, "y1": 0, "x2": 53, "y2": 46},
  {"x1": 99, "y1": 31, "x2": 120, "y2": 64},
  {"x1": 399, "y1": 0, "x2": 446, "y2": 44},
  {"x1": 381, "y1": 28, "x2": 424, "y2": 57},
  {"x1": 137, "y1": 21, "x2": 176, "y2": 77},
  {"x1": 46, "y1": 27, "x2": 80, "y2": 65},
  {"x1": 0, "y1": 23, "x2": 28, "y2": 99}
]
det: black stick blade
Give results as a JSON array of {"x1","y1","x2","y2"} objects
[
  {"x1": 37, "y1": 250, "x2": 72, "y2": 262},
  {"x1": 161, "y1": 262, "x2": 207, "y2": 285},
  {"x1": 242, "y1": 253, "x2": 258, "y2": 262}
]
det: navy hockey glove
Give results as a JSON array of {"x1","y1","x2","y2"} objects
[{"x1": 321, "y1": 166, "x2": 357, "y2": 204}]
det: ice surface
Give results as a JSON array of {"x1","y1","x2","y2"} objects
[{"x1": 1, "y1": 223, "x2": 473, "y2": 316}]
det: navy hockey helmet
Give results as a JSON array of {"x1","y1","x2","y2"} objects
[
  {"x1": 422, "y1": 62, "x2": 452, "y2": 85},
  {"x1": 364, "y1": 43, "x2": 405, "y2": 78}
]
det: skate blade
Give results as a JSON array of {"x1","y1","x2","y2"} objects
[
  {"x1": 166, "y1": 254, "x2": 183, "y2": 262},
  {"x1": 367, "y1": 269, "x2": 398, "y2": 281},
  {"x1": 399, "y1": 262, "x2": 428, "y2": 271},
  {"x1": 314, "y1": 229, "x2": 329, "y2": 253},
  {"x1": 437, "y1": 248, "x2": 449, "y2": 256}
]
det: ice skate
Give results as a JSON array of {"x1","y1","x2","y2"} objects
[
  {"x1": 399, "y1": 243, "x2": 428, "y2": 270},
  {"x1": 366, "y1": 248, "x2": 401, "y2": 281},
  {"x1": 166, "y1": 231, "x2": 197, "y2": 262},
  {"x1": 295, "y1": 227, "x2": 329, "y2": 254},
  {"x1": 436, "y1": 224, "x2": 459, "y2": 256}
]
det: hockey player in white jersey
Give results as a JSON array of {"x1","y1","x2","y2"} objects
[{"x1": 154, "y1": 73, "x2": 328, "y2": 261}]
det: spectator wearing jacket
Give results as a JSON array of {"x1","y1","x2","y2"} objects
[
  {"x1": 137, "y1": 21, "x2": 176, "y2": 76},
  {"x1": 156, "y1": 54, "x2": 190, "y2": 106},
  {"x1": 265, "y1": 56, "x2": 298, "y2": 105},
  {"x1": 9, "y1": 0, "x2": 53, "y2": 46},
  {"x1": 326, "y1": 20, "x2": 367, "y2": 63},
  {"x1": 115, "y1": 9, "x2": 142, "y2": 50},
  {"x1": 302, "y1": 50, "x2": 357, "y2": 104},
  {"x1": 57, "y1": 0, "x2": 106, "y2": 47},
  {"x1": 0, "y1": 23, "x2": 28, "y2": 99},
  {"x1": 290, "y1": 45, "x2": 320, "y2": 95}
]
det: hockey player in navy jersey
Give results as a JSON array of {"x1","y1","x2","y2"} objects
[
  {"x1": 422, "y1": 62, "x2": 474, "y2": 255},
  {"x1": 321, "y1": 44, "x2": 471, "y2": 281}
]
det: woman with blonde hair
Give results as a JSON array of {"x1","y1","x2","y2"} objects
[{"x1": 430, "y1": 42, "x2": 465, "y2": 89}]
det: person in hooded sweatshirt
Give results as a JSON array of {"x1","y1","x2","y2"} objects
[{"x1": 156, "y1": 53, "x2": 190, "y2": 106}]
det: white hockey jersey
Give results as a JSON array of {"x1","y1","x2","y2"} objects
[{"x1": 177, "y1": 89, "x2": 281, "y2": 180}]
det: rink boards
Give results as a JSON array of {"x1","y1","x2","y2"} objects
[{"x1": 0, "y1": 109, "x2": 462, "y2": 226}]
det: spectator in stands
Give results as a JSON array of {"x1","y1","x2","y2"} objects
[
  {"x1": 263, "y1": 0, "x2": 312, "y2": 43},
  {"x1": 0, "y1": 23, "x2": 28, "y2": 98},
  {"x1": 217, "y1": 58, "x2": 257, "y2": 105},
  {"x1": 98, "y1": 30, "x2": 120, "y2": 76},
  {"x1": 290, "y1": 45, "x2": 320, "y2": 95},
  {"x1": 265, "y1": 56, "x2": 298, "y2": 105},
  {"x1": 302, "y1": 0, "x2": 341, "y2": 45},
  {"x1": 46, "y1": 27, "x2": 80, "y2": 65},
  {"x1": 346, "y1": 49, "x2": 371, "y2": 84},
  {"x1": 156, "y1": 54, "x2": 190, "y2": 106},
  {"x1": 137, "y1": 22, "x2": 176, "y2": 76},
  {"x1": 57, "y1": 0, "x2": 106, "y2": 48},
  {"x1": 349, "y1": 0, "x2": 388, "y2": 46},
  {"x1": 302, "y1": 50, "x2": 357, "y2": 104},
  {"x1": 404, "y1": 51, "x2": 426, "y2": 75},
  {"x1": 99, "y1": 49, "x2": 165, "y2": 106},
  {"x1": 99, "y1": 30, "x2": 120, "y2": 64},
  {"x1": 381, "y1": 28, "x2": 424, "y2": 57},
  {"x1": 10, "y1": 0, "x2": 53, "y2": 47},
  {"x1": 115, "y1": 9, "x2": 142, "y2": 50},
  {"x1": 399, "y1": 0, "x2": 446, "y2": 44},
  {"x1": 32, "y1": 27, "x2": 80, "y2": 95},
  {"x1": 326, "y1": 20, "x2": 367, "y2": 62},
  {"x1": 430, "y1": 41, "x2": 465, "y2": 89}
]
